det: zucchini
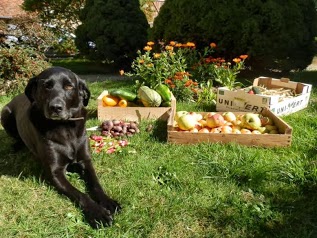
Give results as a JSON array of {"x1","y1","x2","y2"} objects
[
  {"x1": 155, "y1": 84, "x2": 172, "y2": 102},
  {"x1": 110, "y1": 89, "x2": 137, "y2": 102}
]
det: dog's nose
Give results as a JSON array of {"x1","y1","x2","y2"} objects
[{"x1": 49, "y1": 104, "x2": 63, "y2": 113}]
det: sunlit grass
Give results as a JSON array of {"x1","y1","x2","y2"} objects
[{"x1": 0, "y1": 72, "x2": 316, "y2": 237}]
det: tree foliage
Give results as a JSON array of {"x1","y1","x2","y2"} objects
[
  {"x1": 75, "y1": 0, "x2": 149, "y2": 66},
  {"x1": 22, "y1": 0, "x2": 84, "y2": 37},
  {"x1": 151, "y1": 0, "x2": 317, "y2": 69}
]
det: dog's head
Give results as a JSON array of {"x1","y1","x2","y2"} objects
[{"x1": 25, "y1": 66, "x2": 91, "y2": 120}]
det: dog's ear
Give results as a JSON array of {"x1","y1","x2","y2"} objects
[
  {"x1": 25, "y1": 76, "x2": 38, "y2": 103},
  {"x1": 78, "y1": 78, "x2": 91, "y2": 106}
]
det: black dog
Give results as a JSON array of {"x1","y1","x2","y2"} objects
[{"x1": 1, "y1": 66, "x2": 121, "y2": 228}]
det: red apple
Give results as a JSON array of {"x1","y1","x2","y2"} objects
[
  {"x1": 206, "y1": 113, "x2": 225, "y2": 128},
  {"x1": 221, "y1": 125, "x2": 233, "y2": 133}
]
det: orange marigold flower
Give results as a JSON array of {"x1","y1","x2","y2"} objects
[
  {"x1": 169, "y1": 41, "x2": 176, "y2": 46},
  {"x1": 233, "y1": 58, "x2": 241, "y2": 63},
  {"x1": 210, "y1": 42, "x2": 217, "y2": 48},
  {"x1": 144, "y1": 46, "x2": 152, "y2": 51},
  {"x1": 165, "y1": 79, "x2": 172, "y2": 84},
  {"x1": 240, "y1": 54, "x2": 248, "y2": 60},
  {"x1": 147, "y1": 41, "x2": 155, "y2": 46},
  {"x1": 153, "y1": 53, "x2": 161, "y2": 59},
  {"x1": 139, "y1": 59, "x2": 145, "y2": 64},
  {"x1": 186, "y1": 42, "x2": 195, "y2": 47},
  {"x1": 184, "y1": 80, "x2": 193, "y2": 87},
  {"x1": 175, "y1": 43, "x2": 182, "y2": 47},
  {"x1": 165, "y1": 45, "x2": 174, "y2": 51}
]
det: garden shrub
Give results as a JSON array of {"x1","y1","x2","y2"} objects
[
  {"x1": 151, "y1": 0, "x2": 317, "y2": 70},
  {"x1": 0, "y1": 47, "x2": 51, "y2": 96},
  {"x1": 126, "y1": 41, "x2": 247, "y2": 102},
  {"x1": 75, "y1": 0, "x2": 149, "y2": 68}
]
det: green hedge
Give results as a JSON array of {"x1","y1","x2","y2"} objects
[{"x1": 151, "y1": 0, "x2": 317, "y2": 69}]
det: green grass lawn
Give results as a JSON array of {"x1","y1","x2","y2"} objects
[{"x1": 0, "y1": 71, "x2": 317, "y2": 237}]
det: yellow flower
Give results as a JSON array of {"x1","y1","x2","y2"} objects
[
  {"x1": 139, "y1": 59, "x2": 145, "y2": 64},
  {"x1": 233, "y1": 58, "x2": 241, "y2": 63},
  {"x1": 147, "y1": 41, "x2": 155, "y2": 46},
  {"x1": 119, "y1": 69, "x2": 124, "y2": 75},
  {"x1": 144, "y1": 46, "x2": 152, "y2": 51},
  {"x1": 153, "y1": 53, "x2": 161, "y2": 59},
  {"x1": 169, "y1": 41, "x2": 176, "y2": 46},
  {"x1": 165, "y1": 45, "x2": 174, "y2": 51}
]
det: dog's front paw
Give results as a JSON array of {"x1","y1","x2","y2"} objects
[
  {"x1": 99, "y1": 197, "x2": 121, "y2": 215},
  {"x1": 83, "y1": 203, "x2": 113, "y2": 229}
]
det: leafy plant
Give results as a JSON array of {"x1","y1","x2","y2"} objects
[{"x1": 0, "y1": 47, "x2": 51, "y2": 95}]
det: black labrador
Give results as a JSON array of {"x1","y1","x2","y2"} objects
[{"x1": 1, "y1": 66, "x2": 121, "y2": 228}]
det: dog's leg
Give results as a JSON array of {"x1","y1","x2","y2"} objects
[
  {"x1": 1, "y1": 106, "x2": 25, "y2": 150},
  {"x1": 79, "y1": 159, "x2": 121, "y2": 214},
  {"x1": 47, "y1": 165, "x2": 114, "y2": 228}
]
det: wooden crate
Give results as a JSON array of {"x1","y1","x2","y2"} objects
[
  {"x1": 97, "y1": 90, "x2": 176, "y2": 122},
  {"x1": 167, "y1": 108, "x2": 292, "y2": 147},
  {"x1": 216, "y1": 77, "x2": 312, "y2": 116}
]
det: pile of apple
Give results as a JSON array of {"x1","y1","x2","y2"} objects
[{"x1": 174, "y1": 111, "x2": 279, "y2": 134}]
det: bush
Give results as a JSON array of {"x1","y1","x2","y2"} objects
[
  {"x1": 151, "y1": 0, "x2": 317, "y2": 70},
  {"x1": 75, "y1": 0, "x2": 149, "y2": 68},
  {"x1": 0, "y1": 47, "x2": 51, "y2": 96}
]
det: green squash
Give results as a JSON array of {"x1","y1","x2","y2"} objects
[{"x1": 138, "y1": 86, "x2": 162, "y2": 107}]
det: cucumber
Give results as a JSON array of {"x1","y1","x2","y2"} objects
[
  {"x1": 155, "y1": 84, "x2": 172, "y2": 102},
  {"x1": 252, "y1": 86, "x2": 261, "y2": 94},
  {"x1": 110, "y1": 89, "x2": 137, "y2": 102}
]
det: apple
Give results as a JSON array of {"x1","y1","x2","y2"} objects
[
  {"x1": 269, "y1": 129, "x2": 279, "y2": 134},
  {"x1": 240, "y1": 128, "x2": 252, "y2": 134},
  {"x1": 175, "y1": 111, "x2": 188, "y2": 122},
  {"x1": 221, "y1": 125, "x2": 233, "y2": 133},
  {"x1": 189, "y1": 112, "x2": 203, "y2": 121},
  {"x1": 265, "y1": 125, "x2": 277, "y2": 131},
  {"x1": 177, "y1": 114, "x2": 197, "y2": 130},
  {"x1": 222, "y1": 112, "x2": 236, "y2": 122},
  {"x1": 206, "y1": 113, "x2": 225, "y2": 128},
  {"x1": 198, "y1": 128, "x2": 210, "y2": 133},
  {"x1": 198, "y1": 119, "x2": 207, "y2": 128},
  {"x1": 260, "y1": 116, "x2": 273, "y2": 126},
  {"x1": 232, "y1": 128, "x2": 241, "y2": 134},
  {"x1": 190, "y1": 128, "x2": 199, "y2": 133},
  {"x1": 210, "y1": 127, "x2": 221, "y2": 133},
  {"x1": 241, "y1": 113, "x2": 262, "y2": 130},
  {"x1": 204, "y1": 112, "x2": 216, "y2": 119}
]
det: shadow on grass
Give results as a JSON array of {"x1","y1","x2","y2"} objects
[{"x1": 0, "y1": 129, "x2": 42, "y2": 179}]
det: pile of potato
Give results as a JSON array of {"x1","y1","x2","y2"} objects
[{"x1": 100, "y1": 120, "x2": 140, "y2": 137}]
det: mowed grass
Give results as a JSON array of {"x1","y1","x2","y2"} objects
[{"x1": 0, "y1": 72, "x2": 317, "y2": 238}]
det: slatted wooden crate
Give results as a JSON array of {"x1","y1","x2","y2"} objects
[
  {"x1": 216, "y1": 77, "x2": 312, "y2": 116},
  {"x1": 97, "y1": 90, "x2": 176, "y2": 122},
  {"x1": 167, "y1": 108, "x2": 292, "y2": 147}
]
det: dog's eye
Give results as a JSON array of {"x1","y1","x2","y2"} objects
[
  {"x1": 44, "y1": 81, "x2": 53, "y2": 89},
  {"x1": 64, "y1": 85, "x2": 74, "y2": 90}
]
